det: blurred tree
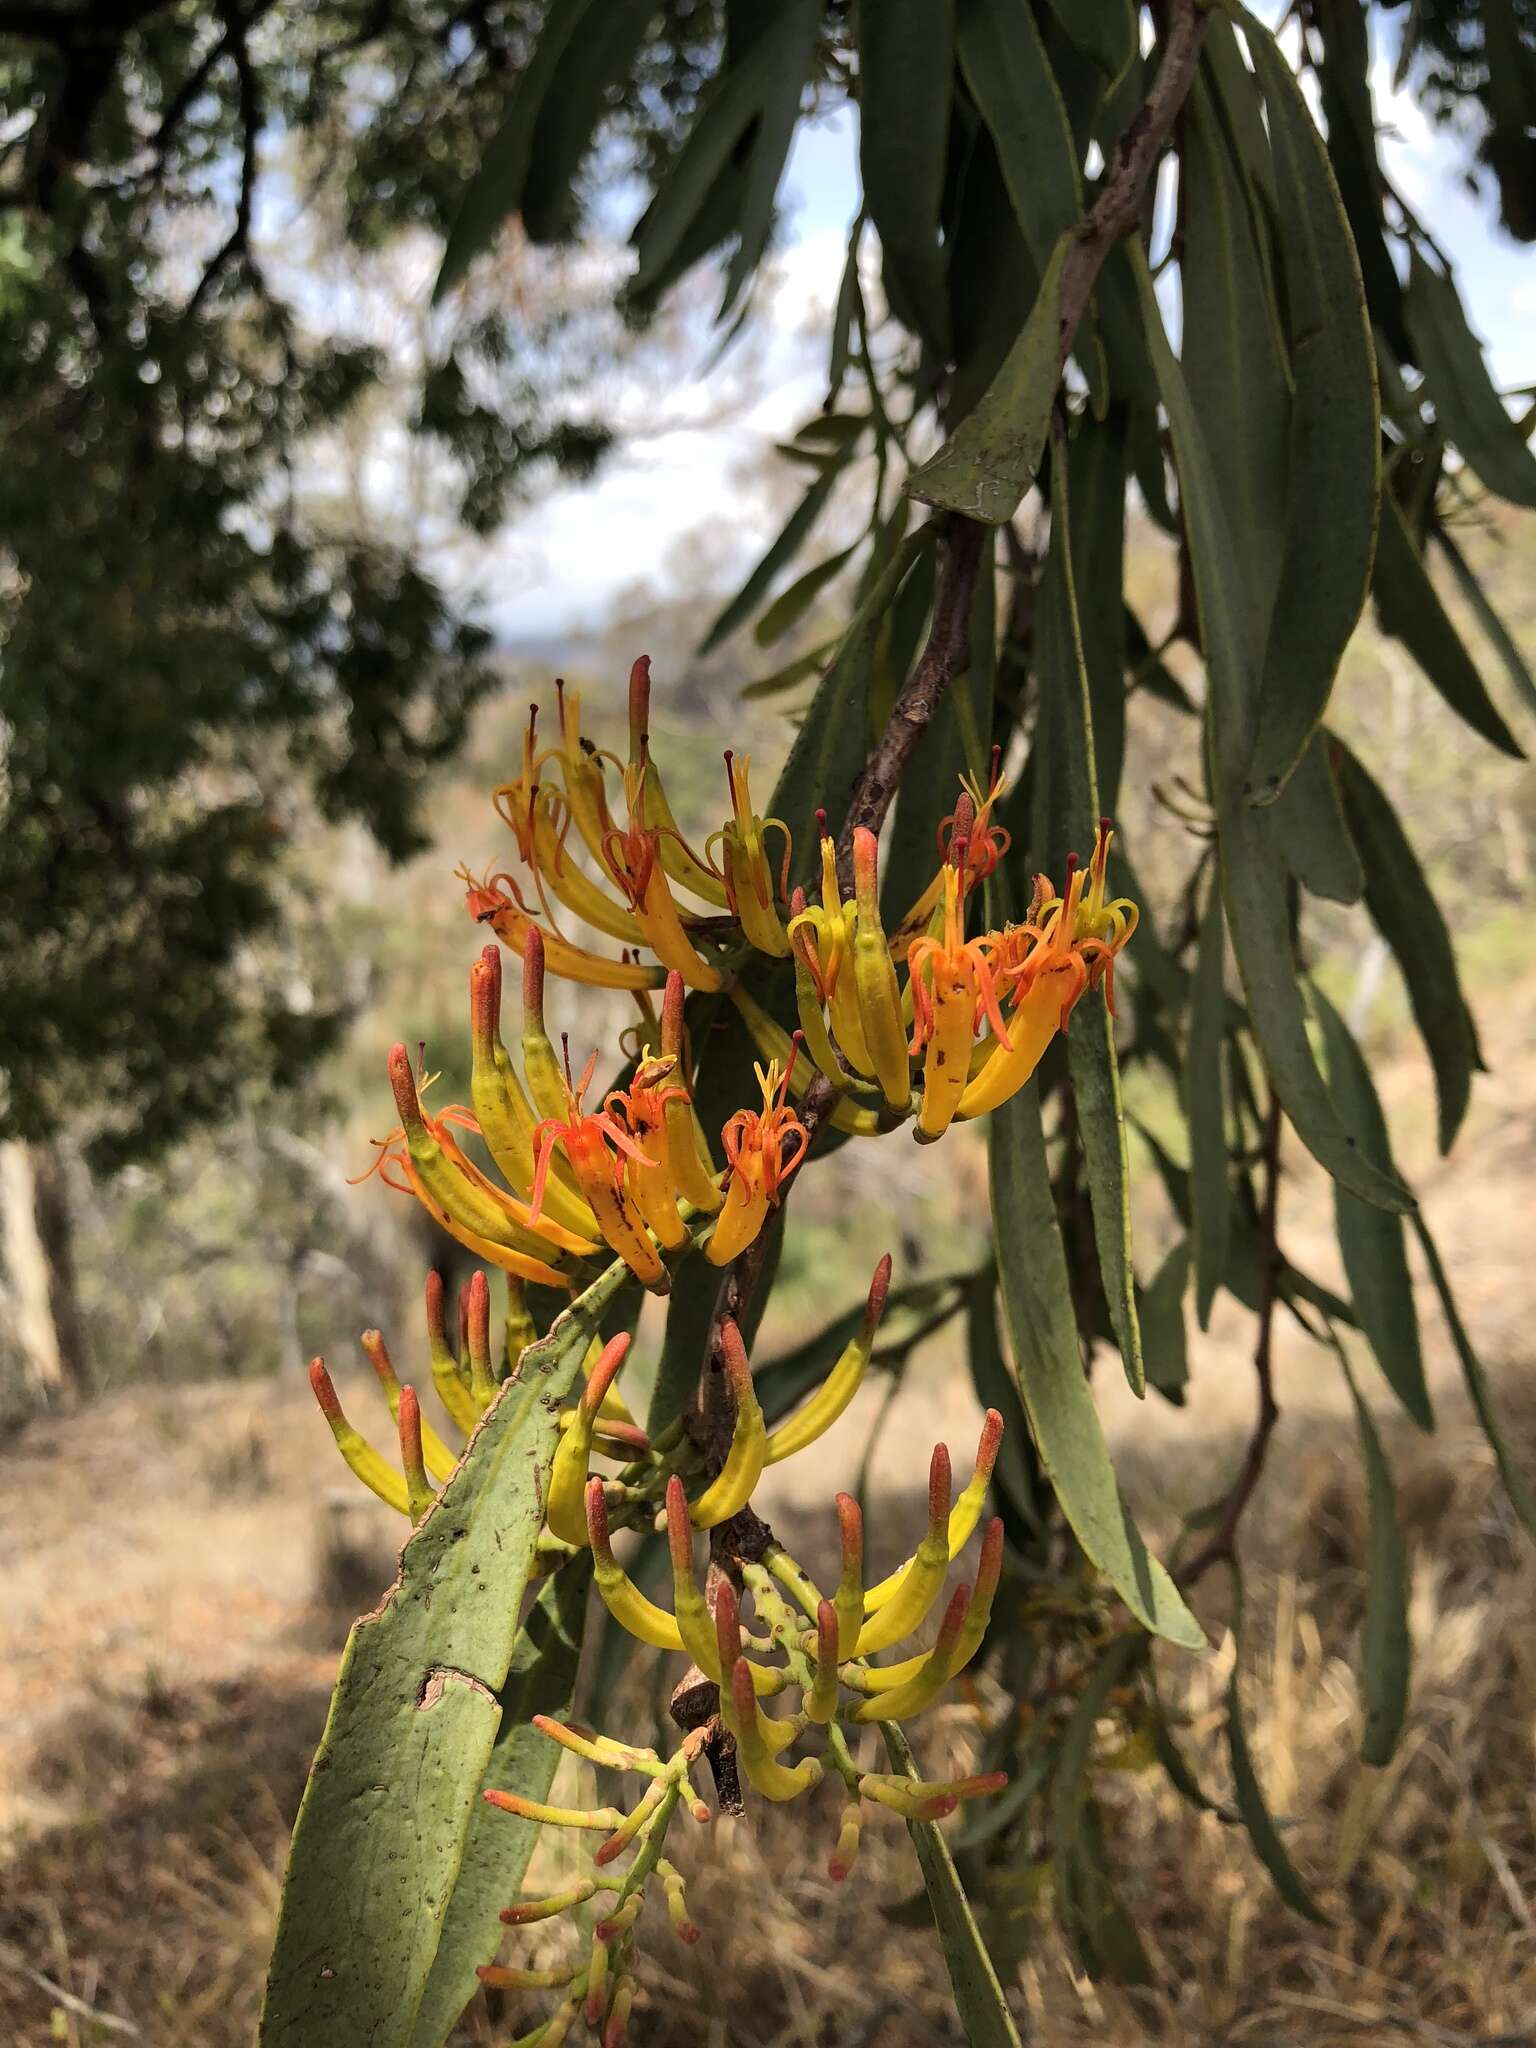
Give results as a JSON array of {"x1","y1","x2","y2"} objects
[{"x1": 0, "y1": 0, "x2": 722, "y2": 1170}]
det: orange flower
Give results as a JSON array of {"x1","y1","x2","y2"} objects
[
  {"x1": 906, "y1": 801, "x2": 1013, "y2": 1142},
  {"x1": 708, "y1": 1054, "x2": 810, "y2": 1266},
  {"x1": 531, "y1": 1042, "x2": 671, "y2": 1292}
]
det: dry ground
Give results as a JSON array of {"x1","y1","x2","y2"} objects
[{"x1": 4, "y1": 977, "x2": 1535, "y2": 2047}]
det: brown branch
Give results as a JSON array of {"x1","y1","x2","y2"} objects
[
  {"x1": 1055, "y1": 0, "x2": 1209, "y2": 377},
  {"x1": 1176, "y1": 1088, "x2": 1283, "y2": 1590},
  {"x1": 184, "y1": 2, "x2": 262, "y2": 318},
  {"x1": 834, "y1": 513, "x2": 985, "y2": 867}
]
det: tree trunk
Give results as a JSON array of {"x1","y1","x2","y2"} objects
[{"x1": 0, "y1": 1139, "x2": 91, "y2": 1404}]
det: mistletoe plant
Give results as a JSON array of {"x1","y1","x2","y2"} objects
[{"x1": 263, "y1": 2, "x2": 1536, "y2": 2043}]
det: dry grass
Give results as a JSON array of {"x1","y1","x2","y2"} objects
[{"x1": 5, "y1": 1381, "x2": 1536, "y2": 2048}]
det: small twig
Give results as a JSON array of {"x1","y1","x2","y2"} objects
[
  {"x1": 0, "y1": 1940, "x2": 140, "y2": 2037},
  {"x1": 1176, "y1": 1087, "x2": 1283, "y2": 1589},
  {"x1": 185, "y1": 2, "x2": 262, "y2": 317}
]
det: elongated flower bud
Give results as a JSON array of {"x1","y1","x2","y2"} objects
[
  {"x1": 499, "y1": 1878, "x2": 598, "y2": 1926},
  {"x1": 833, "y1": 1492, "x2": 865, "y2": 1660},
  {"x1": 854, "y1": 1444, "x2": 951, "y2": 1656},
  {"x1": 864, "y1": 1409, "x2": 1004, "y2": 1610},
  {"x1": 425, "y1": 1270, "x2": 480, "y2": 1436},
  {"x1": 309, "y1": 1358, "x2": 408, "y2": 1515},
  {"x1": 546, "y1": 1331, "x2": 632, "y2": 1546},
  {"x1": 807, "y1": 1599, "x2": 840, "y2": 1724},
  {"x1": 397, "y1": 1384, "x2": 434, "y2": 1523},
  {"x1": 587, "y1": 1479, "x2": 684, "y2": 1651},
  {"x1": 464, "y1": 1270, "x2": 497, "y2": 1408},
  {"x1": 688, "y1": 1318, "x2": 767, "y2": 1529},
  {"x1": 765, "y1": 1253, "x2": 891, "y2": 1465}
]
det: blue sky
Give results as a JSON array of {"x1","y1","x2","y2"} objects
[{"x1": 483, "y1": 40, "x2": 1536, "y2": 644}]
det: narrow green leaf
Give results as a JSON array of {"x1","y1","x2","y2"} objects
[
  {"x1": 990, "y1": 1085, "x2": 1205, "y2": 1647},
  {"x1": 879, "y1": 1723, "x2": 1024, "y2": 2048},
  {"x1": 1052, "y1": 1634, "x2": 1153, "y2": 1983},
  {"x1": 410, "y1": 1558, "x2": 592, "y2": 2048},
  {"x1": 858, "y1": 0, "x2": 955, "y2": 359},
  {"x1": 754, "y1": 543, "x2": 860, "y2": 647},
  {"x1": 718, "y1": 0, "x2": 820, "y2": 315},
  {"x1": 1433, "y1": 524, "x2": 1536, "y2": 719},
  {"x1": 1035, "y1": 429, "x2": 1142, "y2": 1393},
  {"x1": 1334, "y1": 1353, "x2": 1411, "y2": 1767},
  {"x1": 700, "y1": 462, "x2": 840, "y2": 655},
  {"x1": 520, "y1": 0, "x2": 656, "y2": 245},
  {"x1": 1180, "y1": 70, "x2": 1291, "y2": 660},
  {"x1": 1271, "y1": 731, "x2": 1364, "y2": 905},
  {"x1": 740, "y1": 640, "x2": 835, "y2": 701},
  {"x1": 828, "y1": 221, "x2": 863, "y2": 398},
  {"x1": 1130, "y1": 241, "x2": 1412, "y2": 1214},
  {"x1": 1313, "y1": 988, "x2": 1432, "y2": 1428},
  {"x1": 1333, "y1": 739, "x2": 1483, "y2": 1153},
  {"x1": 1309, "y1": 0, "x2": 1408, "y2": 358},
  {"x1": 1234, "y1": 4, "x2": 1381, "y2": 804},
  {"x1": 1405, "y1": 247, "x2": 1536, "y2": 510},
  {"x1": 907, "y1": 233, "x2": 1070, "y2": 523},
  {"x1": 956, "y1": 0, "x2": 1082, "y2": 275},
  {"x1": 433, "y1": 0, "x2": 597, "y2": 300},
  {"x1": 1413, "y1": 1213, "x2": 1536, "y2": 1542},
  {"x1": 1039, "y1": 0, "x2": 1136, "y2": 82},
  {"x1": 260, "y1": 1254, "x2": 640, "y2": 2048},
  {"x1": 1225, "y1": 1657, "x2": 1328, "y2": 1923},
  {"x1": 1373, "y1": 488, "x2": 1524, "y2": 758},
  {"x1": 1069, "y1": 411, "x2": 1129, "y2": 810},
  {"x1": 630, "y1": 9, "x2": 810, "y2": 303},
  {"x1": 1151, "y1": 1700, "x2": 1237, "y2": 1821},
  {"x1": 1138, "y1": 1239, "x2": 1191, "y2": 1404},
  {"x1": 1186, "y1": 875, "x2": 1231, "y2": 1330}
]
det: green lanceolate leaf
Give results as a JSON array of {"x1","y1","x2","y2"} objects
[
  {"x1": 1404, "y1": 247, "x2": 1536, "y2": 511},
  {"x1": 955, "y1": 0, "x2": 1082, "y2": 277},
  {"x1": 1187, "y1": 874, "x2": 1231, "y2": 1330},
  {"x1": 1040, "y1": 0, "x2": 1137, "y2": 82},
  {"x1": 1413, "y1": 1214, "x2": 1536, "y2": 1541},
  {"x1": 1313, "y1": 988, "x2": 1432, "y2": 1429},
  {"x1": 1271, "y1": 731, "x2": 1364, "y2": 905},
  {"x1": 1234, "y1": 3, "x2": 1381, "y2": 804},
  {"x1": 1373, "y1": 487, "x2": 1524, "y2": 759},
  {"x1": 410, "y1": 1558, "x2": 593, "y2": 2048},
  {"x1": 1069, "y1": 409, "x2": 1129, "y2": 810},
  {"x1": 1036, "y1": 428, "x2": 1143, "y2": 1394},
  {"x1": 700, "y1": 461, "x2": 841, "y2": 655},
  {"x1": 1334, "y1": 1353, "x2": 1411, "y2": 1768},
  {"x1": 858, "y1": 0, "x2": 955, "y2": 359},
  {"x1": 741, "y1": 641, "x2": 836, "y2": 701},
  {"x1": 879, "y1": 1723, "x2": 1024, "y2": 2048},
  {"x1": 433, "y1": 0, "x2": 597, "y2": 300},
  {"x1": 990, "y1": 1085, "x2": 1204, "y2": 1647},
  {"x1": 1433, "y1": 525, "x2": 1536, "y2": 719},
  {"x1": 631, "y1": 4, "x2": 813, "y2": 304},
  {"x1": 1180, "y1": 69, "x2": 1291, "y2": 661},
  {"x1": 1053, "y1": 1633, "x2": 1153, "y2": 1983},
  {"x1": 1333, "y1": 740, "x2": 1483, "y2": 1154},
  {"x1": 519, "y1": 0, "x2": 657, "y2": 245},
  {"x1": 754, "y1": 543, "x2": 861, "y2": 647},
  {"x1": 1138, "y1": 1239, "x2": 1191, "y2": 1404},
  {"x1": 260, "y1": 1254, "x2": 640, "y2": 2048},
  {"x1": 907, "y1": 233, "x2": 1070, "y2": 523},
  {"x1": 1130, "y1": 241, "x2": 1411, "y2": 1214},
  {"x1": 1310, "y1": 0, "x2": 1407, "y2": 358},
  {"x1": 718, "y1": 0, "x2": 821, "y2": 315}
]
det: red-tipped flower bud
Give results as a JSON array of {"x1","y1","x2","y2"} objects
[
  {"x1": 660, "y1": 969, "x2": 686, "y2": 1058},
  {"x1": 816, "y1": 1599, "x2": 838, "y2": 1675},
  {"x1": 424, "y1": 1270, "x2": 448, "y2": 1349},
  {"x1": 581, "y1": 1331, "x2": 631, "y2": 1420},
  {"x1": 729, "y1": 1656, "x2": 758, "y2": 1730},
  {"x1": 308, "y1": 1357, "x2": 341, "y2": 1420},
  {"x1": 852, "y1": 825, "x2": 881, "y2": 916},
  {"x1": 465, "y1": 1270, "x2": 492, "y2": 1381},
  {"x1": 866, "y1": 1253, "x2": 892, "y2": 1329},
  {"x1": 388, "y1": 1043, "x2": 423, "y2": 1134},
  {"x1": 928, "y1": 1443, "x2": 952, "y2": 1538},
  {"x1": 628, "y1": 653, "x2": 652, "y2": 753},
  {"x1": 974, "y1": 1409, "x2": 1004, "y2": 1483},
  {"x1": 717, "y1": 1316, "x2": 752, "y2": 1404},
  {"x1": 665, "y1": 1474, "x2": 692, "y2": 1577},
  {"x1": 836, "y1": 1493, "x2": 863, "y2": 1579},
  {"x1": 398, "y1": 1385, "x2": 425, "y2": 1478},
  {"x1": 469, "y1": 947, "x2": 501, "y2": 1058},
  {"x1": 360, "y1": 1328, "x2": 398, "y2": 1397},
  {"x1": 522, "y1": 922, "x2": 546, "y2": 1025},
  {"x1": 714, "y1": 1577, "x2": 742, "y2": 1676},
  {"x1": 585, "y1": 1475, "x2": 613, "y2": 1560}
]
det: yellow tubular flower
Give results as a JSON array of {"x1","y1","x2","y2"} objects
[
  {"x1": 424, "y1": 1271, "x2": 482, "y2": 1436},
  {"x1": 724, "y1": 1658, "x2": 822, "y2": 1802},
  {"x1": 491, "y1": 702, "x2": 644, "y2": 945},
  {"x1": 308, "y1": 1358, "x2": 408, "y2": 1514},
  {"x1": 764, "y1": 1254, "x2": 892, "y2": 1465},
  {"x1": 726, "y1": 983, "x2": 890, "y2": 1138},
  {"x1": 360, "y1": 1328, "x2": 458, "y2": 1485},
  {"x1": 858, "y1": 1770, "x2": 1008, "y2": 1821},
  {"x1": 706, "y1": 750, "x2": 791, "y2": 956},
  {"x1": 851, "y1": 1581, "x2": 972, "y2": 1723},
  {"x1": 586, "y1": 1479, "x2": 685, "y2": 1651},
  {"x1": 657, "y1": 973, "x2": 724, "y2": 1214},
  {"x1": 462, "y1": 865, "x2": 666, "y2": 991},
  {"x1": 854, "y1": 1445, "x2": 952, "y2": 1656},
  {"x1": 707, "y1": 1056, "x2": 810, "y2": 1266},
  {"x1": 787, "y1": 822, "x2": 875, "y2": 1079},
  {"x1": 850, "y1": 828, "x2": 913, "y2": 1112},
  {"x1": 664, "y1": 1478, "x2": 783, "y2": 1693},
  {"x1": 956, "y1": 824, "x2": 1137, "y2": 1121},
  {"x1": 397, "y1": 1384, "x2": 436, "y2": 1524},
  {"x1": 856, "y1": 1517, "x2": 1004, "y2": 1695},
  {"x1": 547, "y1": 1333, "x2": 632, "y2": 1546},
  {"x1": 549, "y1": 679, "x2": 621, "y2": 868},
  {"x1": 687, "y1": 1319, "x2": 768, "y2": 1528},
  {"x1": 864, "y1": 1409, "x2": 1004, "y2": 1610},
  {"x1": 606, "y1": 1058, "x2": 690, "y2": 1252},
  {"x1": 627, "y1": 656, "x2": 730, "y2": 908},
  {"x1": 602, "y1": 765, "x2": 724, "y2": 991},
  {"x1": 786, "y1": 901, "x2": 859, "y2": 1087},
  {"x1": 907, "y1": 804, "x2": 1016, "y2": 1144},
  {"x1": 530, "y1": 1041, "x2": 670, "y2": 1294}
]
